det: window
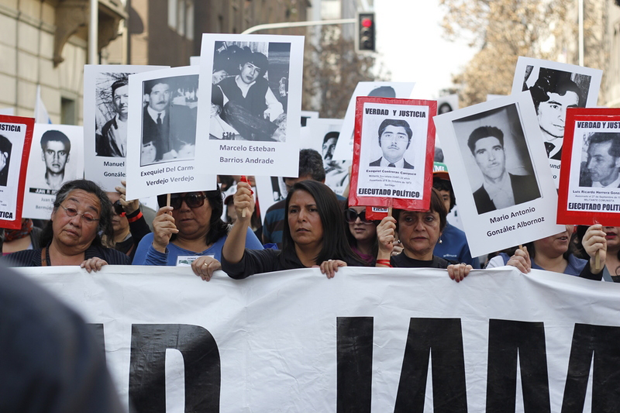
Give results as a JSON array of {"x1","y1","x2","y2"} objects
[
  {"x1": 168, "y1": 0, "x2": 194, "y2": 40},
  {"x1": 61, "y1": 97, "x2": 76, "y2": 125}
]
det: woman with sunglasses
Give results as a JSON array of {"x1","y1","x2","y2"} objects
[
  {"x1": 344, "y1": 207, "x2": 378, "y2": 266},
  {"x1": 132, "y1": 188, "x2": 263, "y2": 280},
  {"x1": 3, "y1": 180, "x2": 130, "y2": 271},
  {"x1": 222, "y1": 180, "x2": 365, "y2": 279}
]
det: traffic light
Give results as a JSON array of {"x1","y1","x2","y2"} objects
[{"x1": 356, "y1": 12, "x2": 375, "y2": 53}]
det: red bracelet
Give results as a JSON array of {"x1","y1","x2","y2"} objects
[
  {"x1": 376, "y1": 259, "x2": 392, "y2": 268},
  {"x1": 127, "y1": 211, "x2": 143, "y2": 223}
]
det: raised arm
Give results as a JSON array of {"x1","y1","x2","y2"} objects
[
  {"x1": 221, "y1": 181, "x2": 255, "y2": 264},
  {"x1": 375, "y1": 216, "x2": 396, "y2": 267}
]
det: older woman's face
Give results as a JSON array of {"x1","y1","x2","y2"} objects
[
  {"x1": 51, "y1": 189, "x2": 101, "y2": 250},
  {"x1": 398, "y1": 210, "x2": 441, "y2": 260},
  {"x1": 172, "y1": 192, "x2": 212, "y2": 238},
  {"x1": 288, "y1": 190, "x2": 323, "y2": 249}
]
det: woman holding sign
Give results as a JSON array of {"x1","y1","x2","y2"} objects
[
  {"x1": 222, "y1": 180, "x2": 365, "y2": 278},
  {"x1": 375, "y1": 189, "x2": 471, "y2": 281},
  {"x1": 132, "y1": 187, "x2": 263, "y2": 281}
]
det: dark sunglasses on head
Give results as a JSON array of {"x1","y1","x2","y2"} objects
[
  {"x1": 158, "y1": 192, "x2": 206, "y2": 210},
  {"x1": 345, "y1": 208, "x2": 371, "y2": 223},
  {"x1": 112, "y1": 200, "x2": 126, "y2": 217}
]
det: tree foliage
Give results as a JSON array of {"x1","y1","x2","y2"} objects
[{"x1": 302, "y1": 26, "x2": 389, "y2": 119}]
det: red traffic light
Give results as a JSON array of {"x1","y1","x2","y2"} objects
[{"x1": 361, "y1": 18, "x2": 373, "y2": 28}]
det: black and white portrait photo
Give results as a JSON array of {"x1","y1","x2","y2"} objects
[
  {"x1": 0, "y1": 134, "x2": 12, "y2": 186},
  {"x1": 95, "y1": 73, "x2": 130, "y2": 157},
  {"x1": 322, "y1": 130, "x2": 350, "y2": 196},
  {"x1": 40, "y1": 130, "x2": 72, "y2": 191},
  {"x1": 454, "y1": 105, "x2": 541, "y2": 215},
  {"x1": 140, "y1": 74, "x2": 198, "y2": 167},
  {"x1": 368, "y1": 119, "x2": 414, "y2": 169},
  {"x1": 209, "y1": 41, "x2": 290, "y2": 142},
  {"x1": 579, "y1": 132, "x2": 620, "y2": 188}
]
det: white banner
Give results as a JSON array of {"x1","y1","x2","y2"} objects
[{"x1": 18, "y1": 266, "x2": 620, "y2": 412}]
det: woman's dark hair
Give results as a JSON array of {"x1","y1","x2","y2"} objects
[
  {"x1": 432, "y1": 177, "x2": 456, "y2": 212},
  {"x1": 157, "y1": 188, "x2": 229, "y2": 245},
  {"x1": 282, "y1": 180, "x2": 363, "y2": 265},
  {"x1": 344, "y1": 205, "x2": 378, "y2": 264},
  {"x1": 393, "y1": 188, "x2": 448, "y2": 232},
  {"x1": 40, "y1": 179, "x2": 113, "y2": 247}
]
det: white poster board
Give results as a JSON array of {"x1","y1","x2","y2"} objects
[
  {"x1": 305, "y1": 118, "x2": 350, "y2": 196},
  {"x1": 511, "y1": 57, "x2": 603, "y2": 187},
  {"x1": 22, "y1": 124, "x2": 84, "y2": 219},
  {"x1": 332, "y1": 82, "x2": 416, "y2": 160},
  {"x1": 125, "y1": 66, "x2": 216, "y2": 201},
  {"x1": 435, "y1": 92, "x2": 563, "y2": 257},
  {"x1": 195, "y1": 34, "x2": 305, "y2": 177},
  {"x1": 83, "y1": 65, "x2": 168, "y2": 191}
]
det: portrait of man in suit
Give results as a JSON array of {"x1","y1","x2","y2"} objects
[
  {"x1": 0, "y1": 134, "x2": 11, "y2": 187},
  {"x1": 468, "y1": 126, "x2": 540, "y2": 214},
  {"x1": 369, "y1": 119, "x2": 414, "y2": 169},
  {"x1": 580, "y1": 132, "x2": 620, "y2": 188},
  {"x1": 141, "y1": 77, "x2": 197, "y2": 166}
]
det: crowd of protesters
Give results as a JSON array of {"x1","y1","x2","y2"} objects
[{"x1": 0, "y1": 147, "x2": 615, "y2": 285}]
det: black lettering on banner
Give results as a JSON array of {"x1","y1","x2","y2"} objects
[
  {"x1": 88, "y1": 323, "x2": 106, "y2": 362},
  {"x1": 129, "y1": 324, "x2": 221, "y2": 413},
  {"x1": 486, "y1": 319, "x2": 550, "y2": 412},
  {"x1": 394, "y1": 318, "x2": 467, "y2": 412},
  {"x1": 337, "y1": 317, "x2": 373, "y2": 413},
  {"x1": 561, "y1": 323, "x2": 620, "y2": 412}
]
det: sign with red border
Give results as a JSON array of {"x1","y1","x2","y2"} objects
[
  {"x1": 349, "y1": 97, "x2": 436, "y2": 211},
  {"x1": 0, "y1": 115, "x2": 34, "y2": 229},
  {"x1": 558, "y1": 108, "x2": 620, "y2": 226}
]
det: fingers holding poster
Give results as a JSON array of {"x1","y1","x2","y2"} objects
[
  {"x1": 349, "y1": 97, "x2": 436, "y2": 210},
  {"x1": 559, "y1": 108, "x2": 620, "y2": 226}
]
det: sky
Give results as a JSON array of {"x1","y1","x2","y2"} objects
[{"x1": 375, "y1": 0, "x2": 477, "y2": 100}]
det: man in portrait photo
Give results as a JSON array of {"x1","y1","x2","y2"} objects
[
  {"x1": 580, "y1": 132, "x2": 620, "y2": 188},
  {"x1": 141, "y1": 78, "x2": 196, "y2": 166},
  {"x1": 369, "y1": 119, "x2": 414, "y2": 169},
  {"x1": 0, "y1": 134, "x2": 11, "y2": 186},
  {"x1": 41, "y1": 130, "x2": 71, "y2": 190},
  {"x1": 215, "y1": 47, "x2": 285, "y2": 142},
  {"x1": 468, "y1": 126, "x2": 540, "y2": 214},
  {"x1": 529, "y1": 73, "x2": 583, "y2": 160},
  {"x1": 96, "y1": 78, "x2": 128, "y2": 157}
]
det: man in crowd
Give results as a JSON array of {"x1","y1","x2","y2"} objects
[
  {"x1": 529, "y1": 74, "x2": 582, "y2": 160},
  {"x1": 141, "y1": 78, "x2": 196, "y2": 166},
  {"x1": 263, "y1": 149, "x2": 345, "y2": 248},
  {"x1": 580, "y1": 132, "x2": 620, "y2": 188},
  {"x1": 0, "y1": 135, "x2": 11, "y2": 186},
  {"x1": 369, "y1": 119, "x2": 414, "y2": 169},
  {"x1": 41, "y1": 130, "x2": 71, "y2": 191},
  {"x1": 97, "y1": 78, "x2": 128, "y2": 157},
  {"x1": 432, "y1": 164, "x2": 480, "y2": 268},
  {"x1": 468, "y1": 126, "x2": 540, "y2": 214},
  {"x1": 216, "y1": 48, "x2": 284, "y2": 142}
]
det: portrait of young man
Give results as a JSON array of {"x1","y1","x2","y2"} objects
[
  {"x1": 528, "y1": 71, "x2": 584, "y2": 161},
  {"x1": 0, "y1": 134, "x2": 11, "y2": 187},
  {"x1": 468, "y1": 126, "x2": 540, "y2": 214},
  {"x1": 40, "y1": 130, "x2": 71, "y2": 191},
  {"x1": 96, "y1": 78, "x2": 128, "y2": 157},
  {"x1": 369, "y1": 118, "x2": 414, "y2": 169},
  {"x1": 580, "y1": 132, "x2": 620, "y2": 188},
  {"x1": 141, "y1": 77, "x2": 197, "y2": 166}
]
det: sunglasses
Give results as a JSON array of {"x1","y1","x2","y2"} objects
[
  {"x1": 158, "y1": 193, "x2": 206, "y2": 210},
  {"x1": 345, "y1": 208, "x2": 371, "y2": 223},
  {"x1": 112, "y1": 200, "x2": 126, "y2": 217}
]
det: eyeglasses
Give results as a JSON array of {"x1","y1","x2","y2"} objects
[
  {"x1": 112, "y1": 200, "x2": 126, "y2": 217},
  {"x1": 158, "y1": 193, "x2": 206, "y2": 210},
  {"x1": 60, "y1": 204, "x2": 100, "y2": 224},
  {"x1": 345, "y1": 208, "x2": 371, "y2": 223}
]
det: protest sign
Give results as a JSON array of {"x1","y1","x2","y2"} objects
[
  {"x1": 558, "y1": 108, "x2": 620, "y2": 225},
  {"x1": 0, "y1": 108, "x2": 15, "y2": 116},
  {"x1": 125, "y1": 65, "x2": 216, "y2": 201},
  {"x1": 300, "y1": 110, "x2": 319, "y2": 127},
  {"x1": 511, "y1": 57, "x2": 603, "y2": 187},
  {"x1": 195, "y1": 34, "x2": 305, "y2": 177},
  {"x1": 83, "y1": 65, "x2": 168, "y2": 191},
  {"x1": 332, "y1": 82, "x2": 416, "y2": 161},
  {"x1": 0, "y1": 115, "x2": 33, "y2": 229},
  {"x1": 17, "y1": 265, "x2": 620, "y2": 412},
  {"x1": 435, "y1": 92, "x2": 563, "y2": 257},
  {"x1": 22, "y1": 124, "x2": 83, "y2": 220},
  {"x1": 437, "y1": 94, "x2": 458, "y2": 115},
  {"x1": 349, "y1": 97, "x2": 435, "y2": 211}
]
